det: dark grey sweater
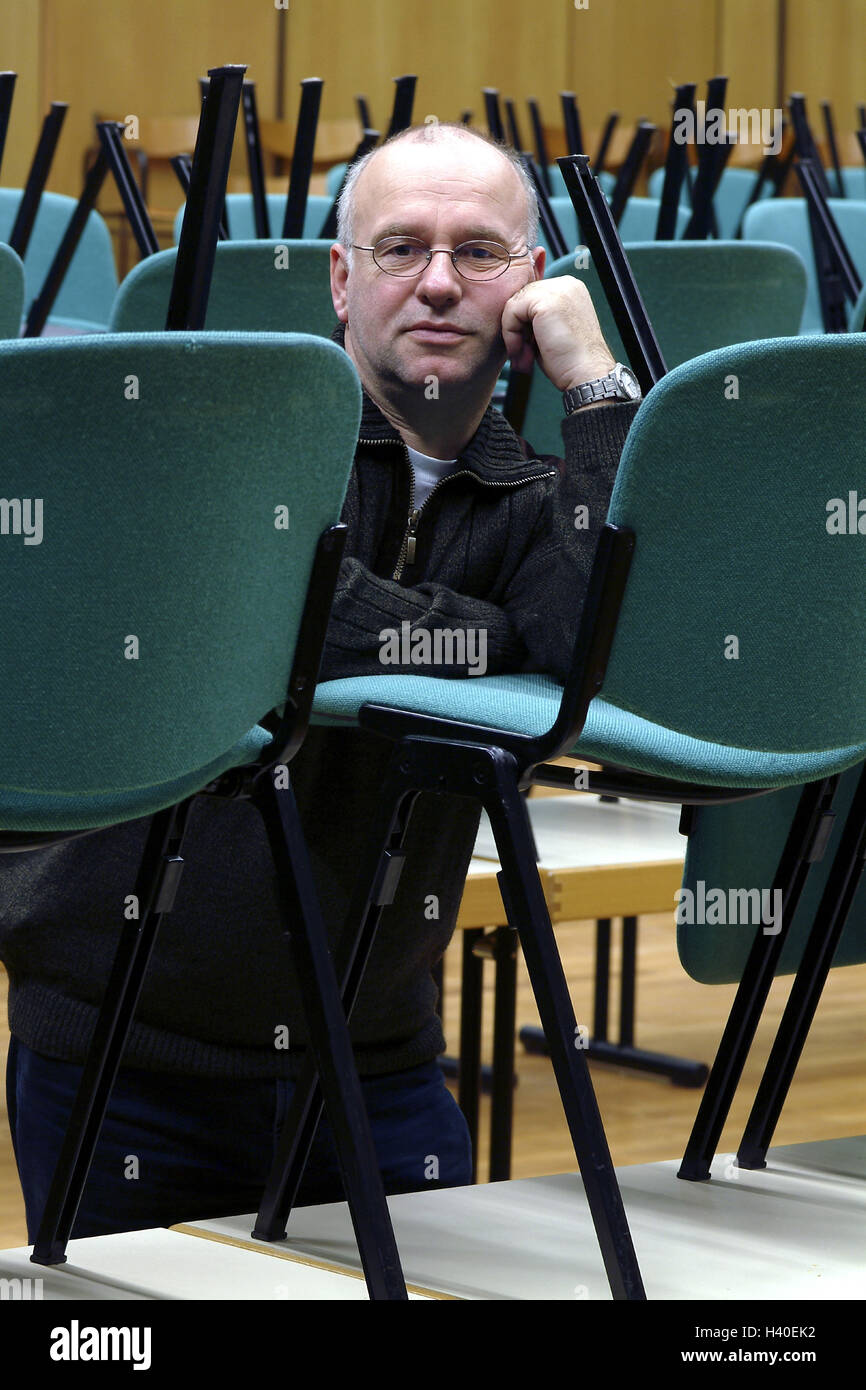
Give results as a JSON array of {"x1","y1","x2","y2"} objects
[{"x1": 0, "y1": 327, "x2": 638, "y2": 1078}]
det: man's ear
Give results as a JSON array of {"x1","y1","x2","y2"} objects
[
  {"x1": 330, "y1": 244, "x2": 349, "y2": 322},
  {"x1": 532, "y1": 244, "x2": 546, "y2": 280}
]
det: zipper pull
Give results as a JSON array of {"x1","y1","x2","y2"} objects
[{"x1": 405, "y1": 509, "x2": 421, "y2": 564}]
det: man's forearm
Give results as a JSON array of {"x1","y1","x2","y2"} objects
[{"x1": 319, "y1": 555, "x2": 526, "y2": 680}]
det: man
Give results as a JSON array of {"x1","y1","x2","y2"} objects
[{"x1": 0, "y1": 123, "x2": 640, "y2": 1237}]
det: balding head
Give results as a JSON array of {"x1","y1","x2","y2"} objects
[{"x1": 336, "y1": 123, "x2": 539, "y2": 271}]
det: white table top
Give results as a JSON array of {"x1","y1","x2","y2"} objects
[
  {"x1": 3, "y1": 1137, "x2": 861, "y2": 1300},
  {"x1": 180, "y1": 1135, "x2": 866, "y2": 1301},
  {"x1": 471, "y1": 794, "x2": 684, "y2": 870},
  {"x1": 0, "y1": 1226, "x2": 431, "y2": 1300}
]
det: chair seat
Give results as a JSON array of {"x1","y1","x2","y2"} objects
[
  {"x1": 311, "y1": 673, "x2": 866, "y2": 789},
  {"x1": 0, "y1": 725, "x2": 272, "y2": 833}
]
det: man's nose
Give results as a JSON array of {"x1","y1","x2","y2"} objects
[{"x1": 415, "y1": 249, "x2": 463, "y2": 298}]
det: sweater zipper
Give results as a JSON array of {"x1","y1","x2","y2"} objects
[{"x1": 357, "y1": 436, "x2": 556, "y2": 582}]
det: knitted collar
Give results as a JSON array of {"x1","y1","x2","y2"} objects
[{"x1": 329, "y1": 321, "x2": 550, "y2": 479}]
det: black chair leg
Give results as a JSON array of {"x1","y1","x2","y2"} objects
[
  {"x1": 483, "y1": 751, "x2": 645, "y2": 1300},
  {"x1": 737, "y1": 763, "x2": 866, "y2": 1169},
  {"x1": 257, "y1": 737, "x2": 642, "y2": 1298},
  {"x1": 489, "y1": 925, "x2": 518, "y2": 1181},
  {"x1": 252, "y1": 761, "x2": 421, "y2": 1242},
  {"x1": 32, "y1": 800, "x2": 193, "y2": 1266},
  {"x1": 678, "y1": 776, "x2": 839, "y2": 1183},
  {"x1": 458, "y1": 928, "x2": 484, "y2": 1181},
  {"x1": 254, "y1": 773, "x2": 408, "y2": 1299}
]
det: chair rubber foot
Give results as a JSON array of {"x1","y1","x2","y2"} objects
[
  {"x1": 735, "y1": 1146, "x2": 768, "y2": 1170},
  {"x1": 250, "y1": 1224, "x2": 287, "y2": 1244},
  {"x1": 677, "y1": 1158, "x2": 712, "y2": 1182},
  {"x1": 30, "y1": 1244, "x2": 68, "y2": 1267}
]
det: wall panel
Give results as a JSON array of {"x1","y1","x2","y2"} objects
[
  {"x1": 0, "y1": 0, "x2": 43, "y2": 188},
  {"x1": 6, "y1": 3, "x2": 866, "y2": 209},
  {"x1": 786, "y1": 0, "x2": 866, "y2": 159}
]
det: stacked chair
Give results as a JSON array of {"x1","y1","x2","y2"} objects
[
  {"x1": 0, "y1": 189, "x2": 117, "y2": 332},
  {"x1": 677, "y1": 759, "x2": 866, "y2": 1181},
  {"x1": 742, "y1": 197, "x2": 866, "y2": 332},
  {"x1": 110, "y1": 240, "x2": 336, "y2": 335},
  {"x1": 518, "y1": 242, "x2": 807, "y2": 455},
  {"x1": 249, "y1": 334, "x2": 866, "y2": 1299},
  {"x1": 0, "y1": 62, "x2": 412, "y2": 1302}
]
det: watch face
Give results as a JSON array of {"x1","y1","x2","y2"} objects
[{"x1": 614, "y1": 364, "x2": 642, "y2": 400}]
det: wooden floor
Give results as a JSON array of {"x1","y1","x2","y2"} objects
[{"x1": 2, "y1": 913, "x2": 864, "y2": 1249}]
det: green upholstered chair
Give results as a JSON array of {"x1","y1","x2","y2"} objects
[
  {"x1": 253, "y1": 335, "x2": 866, "y2": 1300},
  {"x1": 0, "y1": 331, "x2": 406, "y2": 1297},
  {"x1": 173, "y1": 193, "x2": 333, "y2": 244},
  {"x1": 839, "y1": 167, "x2": 866, "y2": 200},
  {"x1": 677, "y1": 759, "x2": 866, "y2": 1178},
  {"x1": 742, "y1": 197, "x2": 866, "y2": 333},
  {"x1": 110, "y1": 240, "x2": 337, "y2": 335},
  {"x1": 326, "y1": 162, "x2": 348, "y2": 197},
  {"x1": 0, "y1": 241, "x2": 25, "y2": 337},
  {"x1": 647, "y1": 166, "x2": 774, "y2": 240},
  {"x1": 518, "y1": 243, "x2": 807, "y2": 456},
  {"x1": 0, "y1": 190, "x2": 117, "y2": 332},
  {"x1": 547, "y1": 196, "x2": 689, "y2": 259},
  {"x1": 849, "y1": 281, "x2": 866, "y2": 331}
]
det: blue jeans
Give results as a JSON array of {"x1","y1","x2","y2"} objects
[{"x1": 6, "y1": 1038, "x2": 472, "y2": 1240}]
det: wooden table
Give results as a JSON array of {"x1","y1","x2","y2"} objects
[{"x1": 450, "y1": 794, "x2": 695, "y2": 1179}]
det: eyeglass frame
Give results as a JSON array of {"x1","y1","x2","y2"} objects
[{"x1": 351, "y1": 235, "x2": 533, "y2": 281}]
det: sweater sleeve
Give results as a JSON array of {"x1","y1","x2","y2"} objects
[
  {"x1": 318, "y1": 400, "x2": 639, "y2": 683},
  {"x1": 319, "y1": 556, "x2": 526, "y2": 679},
  {"x1": 505, "y1": 398, "x2": 640, "y2": 684}
]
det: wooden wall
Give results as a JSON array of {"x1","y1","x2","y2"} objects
[{"x1": 1, "y1": 0, "x2": 864, "y2": 199}]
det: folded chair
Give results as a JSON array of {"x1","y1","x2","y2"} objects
[
  {"x1": 549, "y1": 195, "x2": 689, "y2": 253},
  {"x1": 0, "y1": 189, "x2": 117, "y2": 331},
  {"x1": 519, "y1": 243, "x2": 807, "y2": 455},
  {"x1": 743, "y1": 197, "x2": 866, "y2": 332},
  {"x1": 0, "y1": 331, "x2": 407, "y2": 1298},
  {"x1": 250, "y1": 334, "x2": 866, "y2": 1299},
  {"x1": 109, "y1": 240, "x2": 336, "y2": 335},
  {"x1": 173, "y1": 193, "x2": 332, "y2": 245},
  {"x1": 647, "y1": 166, "x2": 775, "y2": 240},
  {"x1": 677, "y1": 759, "x2": 866, "y2": 1178}
]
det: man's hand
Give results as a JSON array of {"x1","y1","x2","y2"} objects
[{"x1": 500, "y1": 277, "x2": 616, "y2": 391}]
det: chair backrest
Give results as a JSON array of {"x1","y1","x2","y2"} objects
[
  {"x1": 519, "y1": 242, "x2": 807, "y2": 456},
  {"x1": 0, "y1": 189, "x2": 117, "y2": 330},
  {"x1": 646, "y1": 166, "x2": 773, "y2": 239},
  {"x1": 600, "y1": 336, "x2": 866, "y2": 757},
  {"x1": 327, "y1": 162, "x2": 348, "y2": 197},
  {"x1": 839, "y1": 166, "x2": 866, "y2": 200},
  {"x1": 174, "y1": 194, "x2": 333, "y2": 245},
  {"x1": 0, "y1": 241, "x2": 25, "y2": 337},
  {"x1": 678, "y1": 762, "x2": 866, "y2": 983},
  {"x1": 849, "y1": 278, "x2": 866, "y2": 331},
  {"x1": 0, "y1": 333, "x2": 360, "y2": 803},
  {"x1": 548, "y1": 196, "x2": 688, "y2": 257},
  {"x1": 742, "y1": 196, "x2": 866, "y2": 333},
  {"x1": 109, "y1": 241, "x2": 337, "y2": 335}
]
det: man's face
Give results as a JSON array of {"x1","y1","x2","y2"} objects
[{"x1": 331, "y1": 136, "x2": 545, "y2": 399}]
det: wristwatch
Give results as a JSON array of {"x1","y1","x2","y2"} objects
[{"x1": 562, "y1": 363, "x2": 642, "y2": 414}]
